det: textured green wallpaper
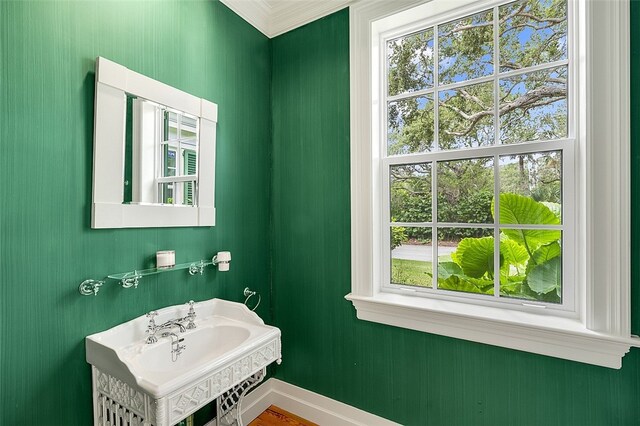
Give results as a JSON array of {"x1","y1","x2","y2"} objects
[
  {"x1": 271, "y1": 8, "x2": 640, "y2": 426},
  {"x1": 0, "y1": 1, "x2": 271, "y2": 425}
]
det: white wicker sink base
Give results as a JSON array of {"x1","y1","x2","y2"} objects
[{"x1": 91, "y1": 339, "x2": 281, "y2": 426}]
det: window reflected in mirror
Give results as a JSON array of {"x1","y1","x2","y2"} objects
[{"x1": 124, "y1": 94, "x2": 199, "y2": 206}]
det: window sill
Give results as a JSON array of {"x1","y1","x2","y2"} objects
[{"x1": 345, "y1": 292, "x2": 639, "y2": 369}]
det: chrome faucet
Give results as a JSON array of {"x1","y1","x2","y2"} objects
[
  {"x1": 161, "y1": 332, "x2": 186, "y2": 362},
  {"x1": 162, "y1": 319, "x2": 187, "y2": 333},
  {"x1": 145, "y1": 301, "x2": 197, "y2": 344}
]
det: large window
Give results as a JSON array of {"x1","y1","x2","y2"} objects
[
  {"x1": 383, "y1": 0, "x2": 573, "y2": 312},
  {"x1": 347, "y1": 0, "x2": 636, "y2": 368}
]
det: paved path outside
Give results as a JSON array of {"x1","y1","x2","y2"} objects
[{"x1": 392, "y1": 244, "x2": 457, "y2": 261}]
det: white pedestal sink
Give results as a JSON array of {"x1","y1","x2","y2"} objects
[{"x1": 86, "y1": 298, "x2": 281, "y2": 426}]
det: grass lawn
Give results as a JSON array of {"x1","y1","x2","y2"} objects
[{"x1": 391, "y1": 255, "x2": 452, "y2": 287}]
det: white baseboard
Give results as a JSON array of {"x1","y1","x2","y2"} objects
[{"x1": 239, "y1": 378, "x2": 400, "y2": 426}]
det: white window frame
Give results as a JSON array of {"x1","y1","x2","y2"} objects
[{"x1": 346, "y1": 0, "x2": 639, "y2": 368}]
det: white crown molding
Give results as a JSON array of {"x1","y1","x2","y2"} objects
[
  {"x1": 220, "y1": 0, "x2": 355, "y2": 38},
  {"x1": 220, "y1": 0, "x2": 272, "y2": 36}
]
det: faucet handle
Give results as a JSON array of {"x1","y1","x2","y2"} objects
[{"x1": 146, "y1": 311, "x2": 158, "y2": 326}]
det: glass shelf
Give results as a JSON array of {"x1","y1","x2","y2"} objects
[
  {"x1": 107, "y1": 260, "x2": 213, "y2": 281},
  {"x1": 79, "y1": 258, "x2": 214, "y2": 296}
]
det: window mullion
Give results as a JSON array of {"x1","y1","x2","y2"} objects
[
  {"x1": 177, "y1": 116, "x2": 183, "y2": 177},
  {"x1": 385, "y1": 138, "x2": 573, "y2": 164},
  {"x1": 493, "y1": 154, "x2": 500, "y2": 298},
  {"x1": 432, "y1": 160, "x2": 437, "y2": 290},
  {"x1": 493, "y1": 5, "x2": 500, "y2": 145},
  {"x1": 432, "y1": 23, "x2": 440, "y2": 291},
  {"x1": 387, "y1": 87, "x2": 435, "y2": 103},
  {"x1": 433, "y1": 23, "x2": 439, "y2": 151},
  {"x1": 493, "y1": 6, "x2": 500, "y2": 299}
]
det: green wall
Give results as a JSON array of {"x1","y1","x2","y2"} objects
[
  {"x1": 0, "y1": 1, "x2": 271, "y2": 425},
  {"x1": 271, "y1": 8, "x2": 640, "y2": 426}
]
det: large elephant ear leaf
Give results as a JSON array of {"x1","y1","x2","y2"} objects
[
  {"x1": 497, "y1": 193, "x2": 561, "y2": 249},
  {"x1": 526, "y1": 242, "x2": 561, "y2": 274},
  {"x1": 526, "y1": 256, "x2": 561, "y2": 295},
  {"x1": 452, "y1": 237, "x2": 494, "y2": 278},
  {"x1": 503, "y1": 228, "x2": 561, "y2": 252},
  {"x1": 498, "y1": 193, "x2": 560, "y2": 226},
  {"x1": 500, "y1": 238, "x2": 529, "y2": 268},
  {"x1": 438, "y1": 275, "x2": 494, "y2": 295},
  {"x1": 438, "y1": 262, "x2": 462, "y2": 279},
  {"x1": 541, "y1": 202, "x2": 561, "y2": 221}
]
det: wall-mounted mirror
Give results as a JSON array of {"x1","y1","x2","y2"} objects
[{"x1": 92, "y1": 57, "x2": 217, "y2": 228}]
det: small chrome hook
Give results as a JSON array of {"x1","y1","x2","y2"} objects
[{"x1": 243, "y1": 287, "x2": 261, "y2": 312}]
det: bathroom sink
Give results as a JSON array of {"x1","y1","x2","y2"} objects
[
  {"x1": 86, "y1": 298, "x2": 281, "y2": 425},
  {"x1": 132, "y1": 325, "x2": 251, "y2": 375}
]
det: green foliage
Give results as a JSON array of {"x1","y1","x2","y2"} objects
[
  {"x1": 499, "y1": 0, "x2": 567, "y2": 71},
  {"x1": 496, "y1": 193, "x2": 561, "y2": 262},
  {"x1": 497, "y1": 192, "x2": 560, "y2": 226},
  {"x1": 388, "y1": 30, "x2": 434, "y2": 96},
  {"x1": 451, "y1": 236, "x2": 494, "y2": 278},
  {"x1": 438, "y1": 261, "x2": 463, "y2": 278},
  {"x1": 438, "y1": 274, "x2": 494, "y2": 295},
  {"x1": 437, "y1": 261, "x2": 494, "y2": 295},
  {"x1": 500, "y1": 238, "x2": 529, "y2": 268},
  {"x1": 392, "y1": 190, "x2": 494, "y2": 241},
  {"x1": 440, "y1": 193, "x2": 562, "y2": 303},
  {"x1": 438, "y1": 189, "x2": 494, "y2": 239},
  {"x1": 386, "y1": 0, "x2": 567, "y2": 155},
  {"x1": 388, "y1": 97, "x2": 435, "y2": 154},
  {"x1": 528, "y1": 241, "x2": 561, "y2": 272},
  {"x1": 542, "y1": 202, "x2": 561, "y2": 220},
  {"x1": 526, "y1": 256, "x2": 561, "y2": 296},
  {"x1": 391, "y1": 224, "x2": 408, "y2": 250}
]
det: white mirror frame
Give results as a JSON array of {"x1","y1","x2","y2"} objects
[{"x1": 92, "y1": 57, "x2": 218, "y2": 228}]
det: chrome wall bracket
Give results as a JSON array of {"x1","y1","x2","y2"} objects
[
  {"x1": 120, "y1": 271, "x2": 141, "y2": 289},
  {"x1": 188, "y1": 260, "x2": 207, "y2": 275},
  {"x1": 79, "y1": 279, "x2": 105, "y2": 296}
]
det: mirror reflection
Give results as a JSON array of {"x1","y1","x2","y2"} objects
[{"x1": 124, "y1": 94, "x2": 199, "y2": 206}]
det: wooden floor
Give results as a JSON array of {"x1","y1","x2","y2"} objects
[{"x1": 248, "y1": 405, "x2": 318, "y2": 426}]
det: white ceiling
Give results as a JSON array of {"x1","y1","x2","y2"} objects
[{"x1": 220, "y1": 0, "x2": 354, "y2": 38}]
